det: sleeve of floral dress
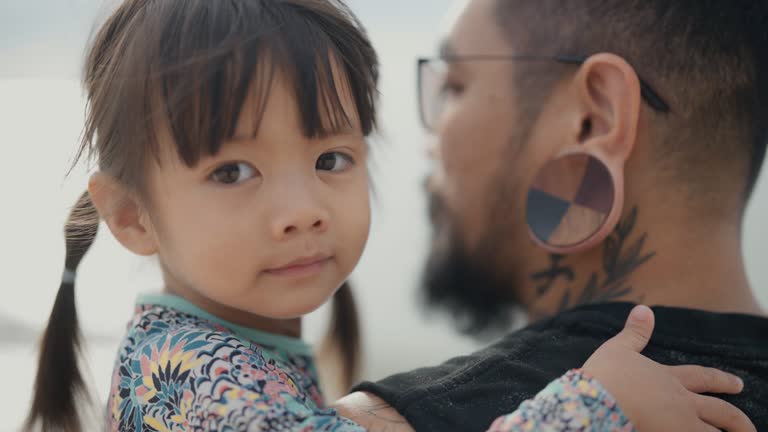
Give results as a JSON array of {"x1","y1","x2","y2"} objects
[
  {"x1": 112, "y1": 328, "x2": 368, "y2": 432},
  {"x1": 486, "y1": 369, "x2": 635, "y2": 432}
]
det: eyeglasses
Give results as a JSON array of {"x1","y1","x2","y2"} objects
[{"x1": 417, "y1": 54, "x2": 670, "y2": 131}]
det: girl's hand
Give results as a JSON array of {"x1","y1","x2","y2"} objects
[{"x1": 583, "y1": 305, "x2": 755, "y2": 432}]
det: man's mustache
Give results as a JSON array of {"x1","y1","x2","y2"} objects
[{"x1": 424, "y1": 175, "x2": 446, "y2": 226}]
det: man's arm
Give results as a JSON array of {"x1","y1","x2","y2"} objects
[{"x1": 335, "y1": 392, "x2": 415, "y2": 432}]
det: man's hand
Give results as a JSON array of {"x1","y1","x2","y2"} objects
[
  {"x1": 335, "y1": 392, "x2": 415, "y2": 432},
  {"x1": 583, "y1": 305, "x2": 755, "y2": 432}
]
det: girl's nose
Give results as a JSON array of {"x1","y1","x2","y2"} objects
[
  {"x1": 275, "y1": 215, "x2": 328, "y2": 238},
  {"x1": 271, "y1": 202, "x2": 330, "y2": 240}
]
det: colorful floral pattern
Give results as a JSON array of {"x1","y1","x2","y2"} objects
[
  {"x1": 486, "y1": 369, "x2": 635, "y2": 432},
  {"x1": 108, "y1": 301, "x2": 363, "y2": 431},
  {"x1": 109, "y1": 297, "x2": 633, "y2": 431}
]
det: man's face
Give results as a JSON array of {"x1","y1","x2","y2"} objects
[{"x1": 422, "y1": 0, "x2": 549, "y2": 333}]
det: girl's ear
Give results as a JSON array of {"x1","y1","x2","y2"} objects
[{"x1": 88, "y1": 173, "x2": 158, "y2": 256}]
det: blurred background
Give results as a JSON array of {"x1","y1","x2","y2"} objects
[{"x1": 1, "y1": 1, "x2": 767, "y2": 430}]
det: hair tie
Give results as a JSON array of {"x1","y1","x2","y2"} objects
[{"x1": 62, "y1": 268, "x2": 77, "y2": 285}]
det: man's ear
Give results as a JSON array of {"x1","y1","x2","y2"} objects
[
  {"x1": 573, "y1": 53, "x2": 642, "y2": 163},
  {"x1": 88, "y1": 173, "x2": 158, "y2": 256}
]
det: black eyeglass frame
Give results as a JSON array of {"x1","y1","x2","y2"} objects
[{"x1": 417, "y1": 54, "x2": 670, "y2": 130}]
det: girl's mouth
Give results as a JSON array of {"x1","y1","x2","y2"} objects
[{"x1": 264, "y1": 255, "x2": 333, "y2": 278}]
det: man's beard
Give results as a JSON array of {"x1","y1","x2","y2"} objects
[{"x1": 421, "y1": 187, "x2": 524, "y2": 338}]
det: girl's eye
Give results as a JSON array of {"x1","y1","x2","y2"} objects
[
  {"x1": 210, "y1": 162, "x2": 259, "y2": 185},
  {"x1": 316, "y1": 152, "x2": 354, "y2": 172}
]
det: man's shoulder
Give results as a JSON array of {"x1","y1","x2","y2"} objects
[
  {"x1": 348, "y1": 305, "x2": 618, "y2": 431},
  {"x1": 352, "y1": 302, "x2": 768, "y2": 431},
  {"x1": 352, "y1": 305, "x2": 616, "y2": 403}
]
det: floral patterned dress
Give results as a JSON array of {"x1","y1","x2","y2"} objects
[{"x1": 107, "y1": 294, "x2": 633, "y2": 431}]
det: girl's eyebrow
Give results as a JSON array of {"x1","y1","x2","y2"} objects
[
  {"x1": 220, "y1": 124, "x2": 360, "y2": 149},
  {"x1": 326, "y1": 123, "x2": 358, "y2": 136},
  {"x1": 221, "y1": 137, "x2": 257, "y2": 148}
]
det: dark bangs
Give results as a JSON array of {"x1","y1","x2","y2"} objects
[{"x1": 80, "y1": 0, "x2": 378, "y2": 187}]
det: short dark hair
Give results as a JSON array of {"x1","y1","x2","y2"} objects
[{"x1": 495, "y1": 0, "x2": 768, "y2": 203}]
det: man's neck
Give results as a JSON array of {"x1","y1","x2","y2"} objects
[{"x1": 524, "y1": 207, "x2": 764, "y2": 320}]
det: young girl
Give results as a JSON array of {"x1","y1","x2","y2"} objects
[{"x1": 24, "y1": 1, "x2": 748, "y2": 431}]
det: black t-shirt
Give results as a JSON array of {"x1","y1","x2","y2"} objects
[{"x1": 353, "y1": 302, "x2": 768, "y2": 432}]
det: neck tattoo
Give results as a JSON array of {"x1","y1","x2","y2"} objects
[{"x1": 529, "y1": 207, "x2": 657, "y2": 313}]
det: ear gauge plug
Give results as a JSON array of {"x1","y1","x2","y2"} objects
[{"x1": 526, "y1": 153, "x2": 618, "y2": 253}]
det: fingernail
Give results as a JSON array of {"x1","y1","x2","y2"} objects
[
  {"x1": 736, "y1": 377, "x2": 744, "y2": 390},
  {"x1": 630, "y1": 305, "x2": 652, "y2": 322}
]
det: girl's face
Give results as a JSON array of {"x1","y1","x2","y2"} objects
[{"x1": 143, "y1": 74, "x2": 371, "y2": 320}]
